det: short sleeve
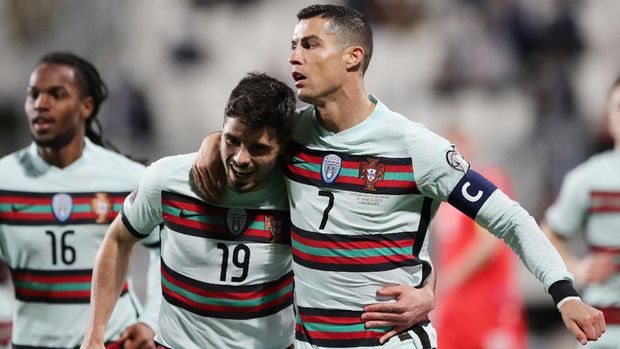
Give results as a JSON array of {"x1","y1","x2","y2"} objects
[
  {"x1": 545, "y1": 168, "x2": 588, "y2": 237},
  {"x1": 121, "y1": 162, "x2": 164, "y2": 239}
]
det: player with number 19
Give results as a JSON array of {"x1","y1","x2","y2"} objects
[{"x1": 81, "y1": 72, "x2": 296, "y2": 349}]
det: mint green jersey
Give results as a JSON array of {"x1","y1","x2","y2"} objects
[
  {"x1": 0, "y1": 139, "x2": 160, "y2": 348},
  {"x1": 284, "y1": 96, "x2": 574, "y2": 348},
  {"x1": 546, "y1": 150, "x2": 620, "y2": 305},
  {"x1": 121, "y1": 153, "x2": 293, "y2": 349}
]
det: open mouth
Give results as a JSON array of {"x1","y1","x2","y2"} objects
[
  {"x1": 32, "y1": 116, "x2": 54, "y2": 131},
  {"x1": 292, "y1": 72, "x2": 307, "y2": 85},
  {"x1": 230, "y1": 164, "x2": 254, "y2": 178}
]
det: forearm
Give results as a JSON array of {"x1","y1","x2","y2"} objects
[
  {"x1": 84, "y1": 216, "x2": 137, "y2": 343},
  {"x1": 541, "y1": 223, "x2": 579, "y2": 273},
  {"x1": 476, "y1": 190, "x2": 577, "y2": 301}
]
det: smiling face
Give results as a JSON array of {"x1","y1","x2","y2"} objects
[
  {"x1": 220, "y1": 116, "x2": 282, "y2": 192},
  {"x1": 24, "y1": 63, "x2": 91, "y2": 148},
  {"x1": 289, "y1": 17, "x2": 350, "y2": 105}
]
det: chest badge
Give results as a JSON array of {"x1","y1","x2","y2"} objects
[
  {"x1": 359, "y1": 158, "x2": 384, "y2": 191},
  {"x1": 52, "y1": 193, "x2": 73, "y2": 223},
  {"x1": 91, "y1": 193, "x2": 112, "y2": 223},
  {"x1": 226, "y1": 208, "x2": 248, "y2": 237},
  {"x1": 321, "y1": 154, "x2": 342, "y2": 184}
]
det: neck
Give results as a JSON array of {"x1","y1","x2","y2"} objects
[
  {"x1": 37, "y1": 134, "x2": 86, "y2": 169},
  {"x1": 314, "y1": 79, "x2": 375, "y2": 133}
]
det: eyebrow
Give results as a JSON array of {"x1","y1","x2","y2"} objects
[{"x1": 292, "y1": 34, "x2": 322, "y2": 44}]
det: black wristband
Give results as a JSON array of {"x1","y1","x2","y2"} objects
[{"x1": 549, "y1": 280, "x2": 580, "y2": 305}]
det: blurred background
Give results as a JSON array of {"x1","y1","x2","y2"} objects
[{"x1": 1, "y1": 0, "x2": 619, "y2": 347}]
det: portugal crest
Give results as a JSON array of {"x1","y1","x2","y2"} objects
[
  {"x1": 321, "y1": 154, "x2": 342, "y2": 184},
  {"x1": 52, "y1": 193, "x2": 73, "y2": 223},
  {"x1": 91, "y1": 193, "x2": 112, "y2": 223},
  {"x1": 265, "y1": 215, "x2": 281, "y2": 238},
  {"x1": 359, "y1": 158, "x2": 384, "y2": 191},
  {"x1": 226, "y1": 208, "x2": 247, "y2": 237}
]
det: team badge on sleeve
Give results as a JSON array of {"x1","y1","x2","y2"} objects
[
  {"x1": 446, "y1": 145, "x2": 470, "y2": 172},
  {"x1": 359, "y1": 158, "x2": 384, "y2": 191},
  {"x1": 226, "y1": 208, "x2": 248, "y2": 237},
  {"x1": 52, "y1": 193, "x2": 73, "y2": 223},
  {"x1": 91, "y1": 193, "x2": 112, "y2": 223},
  {"x1": 321, "y1": 154, "x2": 342, "y2": 184}
]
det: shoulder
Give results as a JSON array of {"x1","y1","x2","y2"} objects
[
  {"x1": 0, "y1": 147, "x2": 28, "y2": 169},
  {"x1": 88, "y1": 143, "x2": 146, "y2": 177},
  {"x1": 141, "y1": 152, "x2": 196, "y2": 188},
  {"x1": 565, "y1": 151, "x2": 615, "y2": 181}
]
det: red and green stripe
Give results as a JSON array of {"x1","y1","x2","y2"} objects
[
  {"x1": 589, "y1": 191, "x2": 620, "y2": 213},
  {"x1": 161, "y1": 191, "x2": 290, "y2": 243},
  {"x1": 292, "y1": 225, "x2": 419, "y2": 272},
  {"x1": 0, "y1": 190, "x2": 126, "y2": 225},
  {"x1": 161, "y1": 259, "x2": 293, "y2": 319},
  {"x1": 12, "y1": 268, "x2": 128, "y2": 303},
  {"x1": 590, "y1": 246, "x2": 620, "y2": 271},
  {"x1": 285, "y1": 143, "x2": 419, "y2": 195},
  {"x1": 295, "y1": 306, "x2": 389, "y2": 347}
]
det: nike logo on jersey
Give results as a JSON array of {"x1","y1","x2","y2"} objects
[
  {"x1": 11, "y1": 204, "x2": 33, "y2": 212},
  {"x1": 179, "y1": 209, "x2": 203, "y2": 219}
]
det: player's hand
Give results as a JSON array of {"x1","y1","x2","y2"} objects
[
  {"x1": 558, "y1": 299, "x2": 606, "y2": 345},
  {"x1": 191, "y1": 133, "x2": 225, "y2": 202},
  {"x1": 361, "y1": 284, "x2": 435, "y2": 344},
  {"x1": 575, "y1": 253, "x2": 615, "y2": 285},
  {"x1": 118, "y1": 322, "x2": 156, "y2": 349}
]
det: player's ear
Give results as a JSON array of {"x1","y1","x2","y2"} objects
[{"x1": 345, "y1": 46, "x2": 364, "y2": 72}]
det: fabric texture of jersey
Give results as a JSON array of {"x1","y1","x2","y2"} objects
[
  {"x1": 284, "y1": 96, "x2": 574, "y2": 348},
  {"x1": 0, "y1": 139, "x2": 160, "y2": 348},
  {"x1": 433, "y1": 167, "x2": 527, "y2": 349},
  {"x1": 545, "y1": 150, "x2": 620, "y2": 347},
  {"x1": 121, "y1": 152, "x2": 294, "y2": 349}
]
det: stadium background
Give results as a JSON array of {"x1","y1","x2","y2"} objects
[{"x1": 0, "y1": 0, "x2": 618, "y2": 347}]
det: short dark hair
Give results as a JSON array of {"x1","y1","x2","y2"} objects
[
  {"x1": 225, "y1": 72, "x2": 295, "y2": 141},
  {"x1": 297, "y1": 4, "x2": 373, "y2": 74},
  {"x1": 37, "y1": 52, "x2": 111, "y2": 148}
]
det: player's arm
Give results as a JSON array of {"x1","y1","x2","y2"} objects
[
  {"x1": 362, "y1": 266, "x2": 436, "y2": 344},
  {"x1": 192, "y1": 132, "x2": 225, "y2": 202},
  {"x1": 541, "y1": 222, "x2": 615, "y2": 287},
  {"x1": 81, "y1": 214, "x2": 143, "y2": 349},
  {"x1": 117, "y1": 237, "x2": 161, "y2": 349},
  {"x1": 449, "y1": 169, "x2": 605, "y2": 344}
]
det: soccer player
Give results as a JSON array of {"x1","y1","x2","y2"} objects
[
  {"x1": 541, "y1": 76, "x2": 620, "y2": 348},
  {"x1": 81, "y1": 73, "x2": 297, "y2": 349},
  {"x1": 193, "y1": 4, "x2": 606, "y2": 348},
  {"x1": 0, "y1": 52, "x2": 160, "y2": 349}
]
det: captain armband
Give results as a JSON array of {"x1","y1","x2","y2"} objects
[{"x1": 447, "y1": 169, "x2": 497, "y2": 219}]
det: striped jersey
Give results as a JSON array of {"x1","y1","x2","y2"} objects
[
  {"x1": 121, "y1": 153, "x2": 294, "y2": 349},
  {"x1": 0, "y1": 139, "x2": 160, "y2": 349},
  {"x1": 545, "y1": 150, "x2": 620, "y2": 307},
  {"x1": 284, "y1": 96, "x2": 575, "y2": 348}
]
